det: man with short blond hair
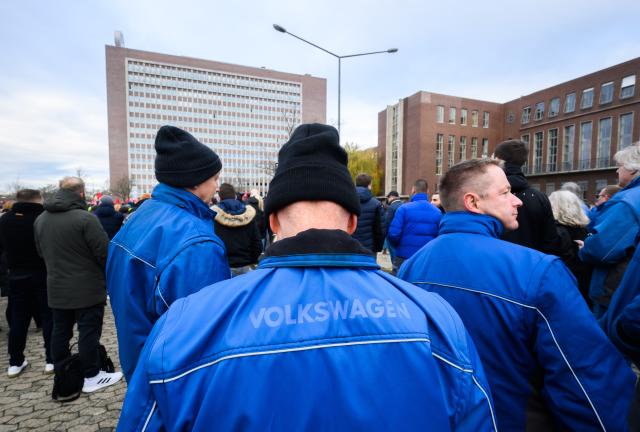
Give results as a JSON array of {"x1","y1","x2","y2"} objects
[{"x1": 399, "y1": 158, "x2": 635, "y2": 431}]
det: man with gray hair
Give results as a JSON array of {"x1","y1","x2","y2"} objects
[
  {"x1": 560, "y1": 181, "x2": 590, "y2": 213},
  {"x1": 580, "y1": 143, "x2": 640, "y2": 317},
  {"x1": 399, "y1": 158, "x2": 635, "y2": 430},
  {"x1": 34, "y1": 177, "x2": 123, "y2": 399}
]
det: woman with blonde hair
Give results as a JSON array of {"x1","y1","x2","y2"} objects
[{"x1": 549, "y1": 190, "x2": 591, "y2": 305}]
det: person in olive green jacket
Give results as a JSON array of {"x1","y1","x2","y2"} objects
[{"x1": 34, "y1": 176, "x2": 122, "y2": 398}]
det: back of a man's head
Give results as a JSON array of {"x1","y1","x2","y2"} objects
[
  {"x1": 560, "y1": 182, "x2": 582, "y2": 198},
  {"x1": 59, "y1": 176, "x2": 85, "y2": 195},
  {"x1": 355, "y1": 173, "x2": 372, "y2": 188},
  {"x1": 439, "y1": 159, "x2": 504, "y2": 211},
  {"x1": 218, "y1": 183, "x2": 236, "y2": 201},
  {"x1": 494, "y1": 140, "x2": 529, "y2": 166},
  {"x1": 413, "y1": 179, "x2": 428, "y2": 193},
  {"x1": 603, "y1": 184, "x2": 622, "y2": 198},
  {"x1": 16, "y1": 189, "x2": 42, "y2": 203}
]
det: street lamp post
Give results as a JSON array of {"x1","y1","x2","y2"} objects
[{"x1": 273, "y1": 24, "x2": 397, "y2": 135}]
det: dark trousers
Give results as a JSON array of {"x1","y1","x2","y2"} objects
[
  {"x1": 51, "y1": 303, "x2": 104, "y2": 378},
  {"x1": 8, "y1": 272, "x2": 53, "y2": 366}
]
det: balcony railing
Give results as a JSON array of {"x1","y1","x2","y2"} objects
[{"x1": 522, "y1": 157, "x2": 616, "y2": 175}]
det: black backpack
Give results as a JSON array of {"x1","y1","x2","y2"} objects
[{"x1": 52, "y1": 344, "x2": 115, "y2": 402}]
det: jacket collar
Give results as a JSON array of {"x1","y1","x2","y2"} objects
[
  {"x1": 151, "y1": 183, "x2": 215, "y2": 221},
  {"x1": 623, "y1": 175, "x2": 640, "y2": 191},
  {"x1": 438, "y1": 211, "x2": 504, "y2": 238},
  {"x1": 411, "y1": 192, "x2": 429, "y2": 202},
  {"x1": 259, "y1": 229, "x2": 379, "y2": 269},
  {"x1": 10, "y1": 202, "x2": 44, "y2": 214},
  {"x1": 503, "y1": 163, "x2": 529, "y2": 192}
]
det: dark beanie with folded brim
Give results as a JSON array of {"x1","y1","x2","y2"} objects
[
  {"x1": 154, "y1": 125, "x2": 222, "y2": 188},
  {"x1": 264, "y1": 123, "x2": 360, "y2": 218}
]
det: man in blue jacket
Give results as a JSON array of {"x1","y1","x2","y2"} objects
[
  {"x1": 580, "y1": 143, "x2": 640, "y2": 317},
  {"x1": 107, "y1": 125, "x2": 230, "y2": 382},
  {"x1": 118, "y1": 124, "x2": 497, "y2": 431},
  {"x1": 399, "y1": 158, "x2": 635, "y2": 431},
  {"x1": 387, "y1": 179, "x2": 441, "y2": 273}
]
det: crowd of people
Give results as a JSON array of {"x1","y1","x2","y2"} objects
[{"x1": 0, "y1": 122, "x2": 638, "y2": 430}]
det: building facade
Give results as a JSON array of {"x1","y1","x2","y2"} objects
[
  {"x1": 106, "y1": 45, "x2": 326, "y2": 196},
  {"x1": 379, "y1": 57, "x2": 639, "y2": 203}
]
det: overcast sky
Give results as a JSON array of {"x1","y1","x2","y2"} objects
[{"x1": 1, "y1": 0, "x2": 639, "y2": 192}]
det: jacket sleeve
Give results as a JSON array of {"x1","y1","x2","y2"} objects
[
  {"x1": 154, "y1": 240, "x2": 231, "y2": 316},
  {"x1": 534, "y1": 258, "x2": 636, "y2": 430},
  {"x1": 249, "y1": 220, "x2": 263, "y2": 263},
  {"x1": 117, "y1": 314, "x2": 168, "y2": 432},
  {"x1": 611, "y1": 294, "x2": 640, "y2": 367},
  {"x1": 387, "y1": 206, "x2": 404, "y2": 246},
  {"x1": 579, "y1": 202, "x2": 639, "y2": 265},
  {"x1": 373, "y1": 202, "x2": 385, "y2": 252},
  {"x1": 454, "y1": 332, "x2": 498, "y2": 431},
  {"x1": 83, "y1": 214, "x2": 109, "y2": 270},
  {"x1": 537, "y1": 194, "x2": 563, "y2": 256}
]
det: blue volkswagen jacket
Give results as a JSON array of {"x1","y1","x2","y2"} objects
[
  {"x1": 387, "y1": 193, "x2": 441, "y2": 259},
  {"x1": 580, "y1": 176, "x2": 640, "y2": 316},
  {"x1": 600, "y1": 238, "x2": 640, "y2": 367},
  {"x1": 399, "y1": 212, "x2": 636, "y2": 431},
  {"x1": 118, "y1": 229, "x2": 497, "y2": 431},
  {"x1": 107, "y1": 183, "x2": 230, "y2": 381}
]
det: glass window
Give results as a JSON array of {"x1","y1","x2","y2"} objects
[
  {"x1": 621, "y1": 75, "x2": 635, "y2": 99},
  {"x1": 549, "y1": 98, "x2": 560, "y2": 117},
  {"x1": 599, "y1": 82, "x2": 614, "y2": 105},
  {"x1": 547, "y1": 129, "x2": 558, "y2": 172},
  {"x1": 619, "y1": 113, "x2": 634, "y2": 150},
  {"x1": 481, "y1": 138, "x2": 489, "y2": 157},
  {"x1": 533, "y1": 132, "x2": 543, "y2": 173},
  {"x1": 545, "y1": 183, "x2": 555, "y2": 196},
  {"x1": 521, "y1": 106, "x2": 531, "y2": 124},
  {"x1": 564, "y1": 92, "x2": 576, "y2": 113},
  {"x1": 461, "y1": 109, "x2": 468, "y2": 126},
  {"x1": 581, "y1": 88, "x2": 594, "y2": 109},
  {"x1": 534, "y1": 102, "x2": 545, "y2": 121},
  {"x1": 472, "y1": 110, "x2": 479, "y2": 127},
  {"x1": 459, "y1": 136, "x2": 467, "y2": 161},
  {"x1": 563, "y1": 125, "x2": 575, "y2": 171},
  {"x1": 579, "y1": 122, "x2": 593, "y2": 169},
  {"x1": 436, "y1": 134, "x2": 444, "y2": 175},
  {"x1": 449, "y1": 107, "x2": 456, "y2": 124},
  {"x1": 597, "y1": 118, "x2": 612, "y2": 168},
  {"x1": 471, "y1": 137, "x2": 478, "y2": 158},
  {"x1": 482, "y1": 112, "x2": 490, "y2": 128},
  {"x1": 448, "y1": 135, "x2": 456, "y2": 167}
]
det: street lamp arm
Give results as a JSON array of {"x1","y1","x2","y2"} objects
[
  {"x1": 339, "y1": 49, "x2": 399, "y2": 59},
  {"x1": 274, "y1": 26, "x2": 339, "y2": 58}
]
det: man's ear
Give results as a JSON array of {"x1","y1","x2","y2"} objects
[
  {"x1": 346, "y1": 214, "x2": 358, "y2": 235},
  {"x1": 269, "y1": 213, "x2": 280, "y2": 236},
  {"x1": 462, "y1": 192, "x2": 482, "y2": 214}
]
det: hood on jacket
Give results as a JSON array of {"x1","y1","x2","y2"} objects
[
  {"x1": 356, "y1": 186, "x2": 373, "y2": 203},
  {"x1": 503, "y1": 163, "x2": 529, "y2": 193},
  {"x1": 10, "y1": 201, "x2": 44, "y2": 214},
  {"x1": 212, "y1": 199, "x2": 256, "y2": 227},
  {"x1": 44, "y1": 189, "x2": 87, "y2": 213},
  {"x1": 94, "y1": 203, "x2": 117, "y2": 217}
]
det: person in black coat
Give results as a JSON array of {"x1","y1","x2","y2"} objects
[
  {"x1": 93, "y1": 196, "x2": 124, "y2": 239},
  {"x1": 0, "y1": 189, "x2": 53, "y2": 376},
  {"x1": 549, "y1": 191, "x2": 592, "y2": 306},
  {"x1": 494, "y1": 140, "x2": 561, "y2": 255},
  {"x1": 352, "y1": 173, "x2": 385, "y2": 254},
  {"x1": 212, "y1": 183, "x2": 262, "y2": 276}
]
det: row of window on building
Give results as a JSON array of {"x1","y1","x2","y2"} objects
[
  {"x1": 521, "y1": 112, "x2": 634, "y2": 175},
  {"x1": 434, "y1": 135, "x2": 490, "y2": 175},
  {"x1": 520, "y1": 74, "x2": 635, "y2": 124},
  {"x1": 436, "y1": 106, "x2": 490, "y2": 128}
]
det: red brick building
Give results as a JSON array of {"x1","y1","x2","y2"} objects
[{"x1": 379, "y1": 57, "x2": 639, "y2": 203}]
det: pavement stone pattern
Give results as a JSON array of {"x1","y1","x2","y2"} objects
[
  {"x1": 0, "y1": 253, "x2": 390, "y2": 431},
  {"x1": 0, "y1": 296, "x2": 126, "y2": 432}
]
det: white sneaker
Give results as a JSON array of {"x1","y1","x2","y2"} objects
[
  {"x1": 44, "y1": 363, "x2": 54, "y2": 374},
  {"x1": 7, "y1": 360, "x2": 28, "y2": 378},
  {"x1": 82, "y1": 370, "x2": 123, "y2": 393}
]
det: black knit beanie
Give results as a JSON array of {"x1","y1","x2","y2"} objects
[
  {"x1": 154, "y1": 125, "x2": 222, "y2": 188},
  {"x1": 264, "y1": 123, "x2": 360, "y2": 218}
]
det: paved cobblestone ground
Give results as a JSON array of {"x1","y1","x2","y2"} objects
[
  {"x1": 0, "y1": 253, "x2": 390, "y2": 430},
  {"x1": 0, "y1": 296, "x2": 126, "y2": 431}
]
